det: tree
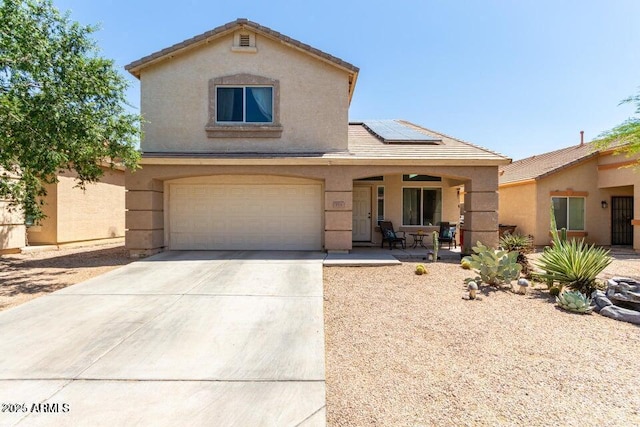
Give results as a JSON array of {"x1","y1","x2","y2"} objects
[
  {"x1": 0, "y1": 0, "x2": 140, "y2": 223},
  {"x1": 595, "y1": 88, "x2": 640, "y2": 160}
]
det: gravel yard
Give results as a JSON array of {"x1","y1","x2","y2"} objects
[
  {"x1": 324, "y1": 260, "x2": 640, "y2": 427},
  {"x1": 0, "y1": 243, "x2": 132, "y2": 311}
]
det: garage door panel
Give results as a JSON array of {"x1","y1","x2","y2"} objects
[{"x1": 169, "y1": 183, "x2": 321, "y2": 250}]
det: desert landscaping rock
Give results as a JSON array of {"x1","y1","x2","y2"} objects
[{"x1": 599, "y1": 305, "x2": 640, "y2": 325}]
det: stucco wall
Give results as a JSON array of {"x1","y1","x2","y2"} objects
[
  {"x1": 533, "y1": 157, "x2": 633, "y2": 246},
  {"x1": 498, "y1": 182, "x2": 537, "y2": 238},
  {"x1": 28, "y1": 169, "x2": 125, "y2": 244},
  {"x1": 139, "y1": 32, "x2": 350, "y2": 154},
  {"x1": 0, "y1": 200, "x2": 25, "y2": 252}
]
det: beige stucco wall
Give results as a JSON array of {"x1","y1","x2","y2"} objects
[
  {"x1": 500, "y1": 153, "x2": 638, "y2": 250},
  {"x1": 0, "y1": 170, "x2": 26, "y2": 251},
  {"x1": 0, "y1": 200, "x2": 25, "y2": 252},
  {"x1": 598, "y1": 152, "x2": 639, "y2": 250},
  {"x1": 126, "y1": 163, "x2": 498, "y2": 256},
  {"x1": 139, "y1": 32, "x2": 350, "y2": 154},
  {"x1": 28, "y1": 169, "x2": 125, "y2": 244},
  {"x1": 498, "y1": 182, "x2": 537, "y2": 238}
]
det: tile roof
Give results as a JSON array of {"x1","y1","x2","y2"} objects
[
  {"x1": 141, "y1": 120, "x2": 510, "y2": 165},
  {"x1": 347, "y1": 120, "x2": 510, "y2": 164},
  {"x1": 125, "y1": 18, "x2": 359, "y2": 100},
  {"x1": 499, "y1": 143, "x2": 598, "y2": 185}
]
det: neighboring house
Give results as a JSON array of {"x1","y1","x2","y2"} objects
[
  {"x1": 499, "y1": 141, "x2": 639, "y2": 251},
  {"x1": 0, "y1": 168, "x2": 126, "y2": 253},
  {"x1": 124, "y1": 19, "x2": 510, "y2": 257}
]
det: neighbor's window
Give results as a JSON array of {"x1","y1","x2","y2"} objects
[
  {"x1": 402, "y1": 188, "x2": 442, "y2": 226},
  {"x1": 377, "y1": 186, "x2": 385, "y2": 225},
  {"x1": 216, "y1": 86, "x2": 273, "y2": 123},
  {"x1": 552, "y1": 197, "x2": 585, "y2": 231}
]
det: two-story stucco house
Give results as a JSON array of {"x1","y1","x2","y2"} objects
[{"x1": 124, "y1": 19, "x2": 510, "y2": 257}]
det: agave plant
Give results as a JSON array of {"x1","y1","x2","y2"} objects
[
  {"x1": 556, "y1": 290, "x2": 593, "y2": 314},
  {"x1": 535, "y1": 237, "x2": 612, "y2": 295},
  {"x1": 535, "y1": 206, "x2": 612, "y2": 295}
]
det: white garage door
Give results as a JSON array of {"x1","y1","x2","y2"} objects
[{"x1": 169, "y1": 183, "x2": 322, "y2": 250}]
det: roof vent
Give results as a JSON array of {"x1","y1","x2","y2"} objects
[
  {"x1": 239, "y1": 34, "x2": 251, "y2": 47},
  {"x1": 232, "y1": 32, "x2": 257, "y2": 53}
]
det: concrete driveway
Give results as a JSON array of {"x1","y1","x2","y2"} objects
[{"x1": 0, "y1": 251, "x2": 326, "y2": 426}]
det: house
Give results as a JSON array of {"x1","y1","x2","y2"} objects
[
  {"x1": 499, "y1": 140, "x2": 639, "y2": 251},
  {"x1": 124, "y1": 19, "x2": 510, "y2": 257},
  {"x1": 0, "y1": 167, "x2": 126, "y2": 254}
]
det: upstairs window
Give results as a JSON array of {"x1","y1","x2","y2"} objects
[
  {"x1": 206, "y1": 74, "x2": 282, "y2": 138},
  {"x1": 216, "y1": 87, "x2": 273, "y2": 123}
]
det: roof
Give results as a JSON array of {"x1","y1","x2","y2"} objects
[
  {"x1": 346, "y1": 120, "x2": 510, "y2": 163},
  {"x1": 141, "y1": 120, "x2": 510, "y2": 166},
  {"x1": 125, "y1": 18, "x2": 359, "y2": 101},
  {"x1": 499, "y1": 143, "x2": 598, "y2": 185}
]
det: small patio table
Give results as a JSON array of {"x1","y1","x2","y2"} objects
[{"x1": 409, "y1": 233, "x2": 428, "y2": 249}]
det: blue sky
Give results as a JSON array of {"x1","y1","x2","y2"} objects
[{"x1": 53, "y1": 0, "x2": 640, "y2": 160}]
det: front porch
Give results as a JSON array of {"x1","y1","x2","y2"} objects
[{"x1": 324, "y1": 245, "x2": 462, "y2": 266}]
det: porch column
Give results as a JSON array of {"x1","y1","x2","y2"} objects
[
  {"x1": 324, "y1": 176, "x2": 352, "y2": 252},
  {"x1": 125, "y1": 171, "x2": 164, "y2": 258},
  {"x1": 462, "y1": 169, "x2": 499, "y2": 254}
]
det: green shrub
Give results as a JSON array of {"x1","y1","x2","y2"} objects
[
  {"x1": 460, "y1": 258, "x2": 472, "y2": 269},
  {"x1": 465, "y1": 241, "x2": 522, "y2": 286}
]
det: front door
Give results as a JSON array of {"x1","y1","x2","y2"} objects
[
  {"x1": 352, "y1": 187, "x2": 371, "y2": 241},
  {"x1": 611, "y1": 196, "x2": 634, "y2": 245}
]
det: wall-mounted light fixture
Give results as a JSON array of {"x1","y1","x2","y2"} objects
[{"x1": 601, "y1": 200, "x2": 608, "y2": 209}]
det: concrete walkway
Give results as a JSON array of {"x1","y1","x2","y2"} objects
[{"x1": 0, "y1": 251, "x2": 326, "y2": 426}]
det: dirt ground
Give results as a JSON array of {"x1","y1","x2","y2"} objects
[{"x1": 0, "y1": 243, "x2": 133, "y2": 311}]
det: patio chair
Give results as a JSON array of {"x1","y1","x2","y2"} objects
[
  {"x1": 379, "y1": 221, "x2": 406, "y2": 250},
  {"x1": 438, "y1": 222, "x2": 457, "y2": 249}
]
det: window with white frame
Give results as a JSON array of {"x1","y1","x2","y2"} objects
[
  {"x1": 216, "y1": 86, "x2": 273, "y2": 123},
  {"x1": 552, "y1": 196, "x2": 585, "y2": 230},
  {"x1": 206, "y1": 74, "x2": 282, "y2": 138},
  {"x1": 402, "y1": 188, "x2": 442, "y2": 226}
]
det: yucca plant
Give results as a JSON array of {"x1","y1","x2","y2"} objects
[{"x1": 535, "y1": 207, "x2": 612, "y2": 295}]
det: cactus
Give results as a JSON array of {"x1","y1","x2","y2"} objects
[
  {"x1": 432, "y1": 231, "x2": 439, "y2": 262},
  {"x1": 465, "y1": 242, "x2": 522, "y2": 286},
  {"x1": 415, "y1": 264, "x2": 427, "y2": 275},
  {"x1": 460, "y1": 257, "x2": 472, "y2": 270},
  {"x1": 559, "y1": 227, "x2": 567, "y2": 242},
  {"x1": 549, "y1": 286, "x2": 561, "y2": 297},
  {"x1": 556, "y1": 290, "x2": 593, "y2": 314}
]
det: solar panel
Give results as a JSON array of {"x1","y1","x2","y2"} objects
[{"x1": 360, "y1": 120, "x2": 442, "y2": 144}]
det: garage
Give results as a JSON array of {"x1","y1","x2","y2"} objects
[{"x1": 168, "y1": 179, "x2": 322, "y2": 250}]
